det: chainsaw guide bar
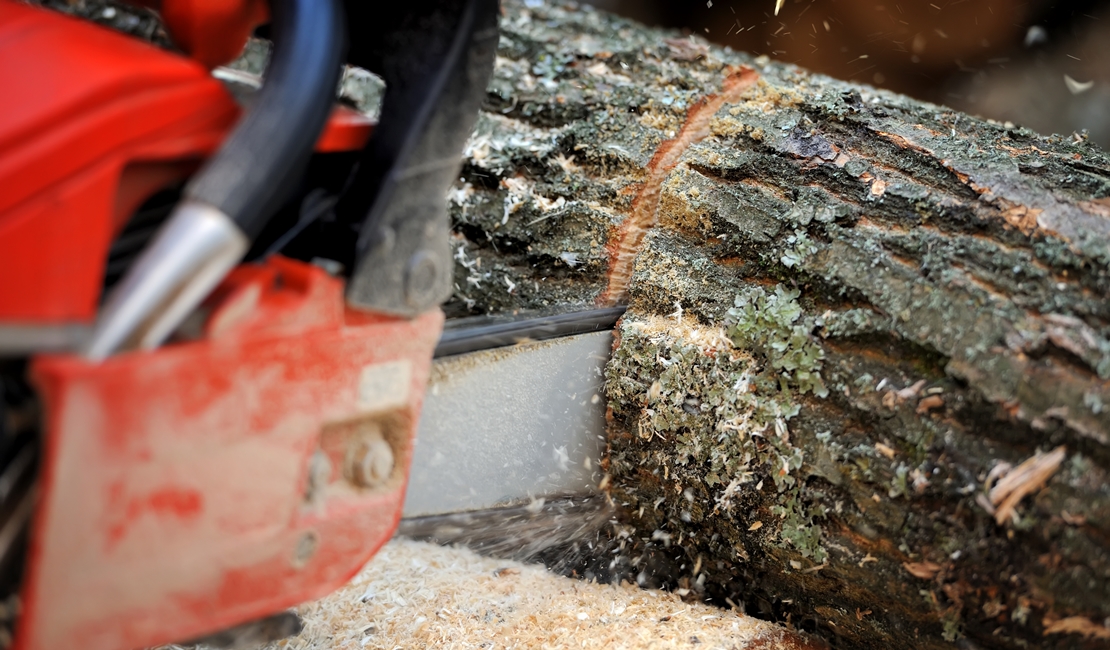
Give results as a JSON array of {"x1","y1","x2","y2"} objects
[
  {"x1": 402, "y1": 308, "x2": 626, "y2": 558},
  {"x1": 433, "y1": 306, "x2": 626, "y2": 358}
]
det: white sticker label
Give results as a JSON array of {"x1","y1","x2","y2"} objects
[{"x1": 359, "y1": 360, "x2": 412, "y2": 412}]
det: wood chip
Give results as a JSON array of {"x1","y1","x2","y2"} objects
[
  {"x1": 988, "y1": 446, "x2": 1067, "y2": 525},
  {"x1": 1043, "y1": 615, "x2": 1110, "y2": 639},
  {"x1": 896, "y1": 379, "x2": 926, "y2": 401},
  {"x1": 915, "y1": 395, "x2": 944, "y2": 414},
  {"x1": 260, "y1": 539, "x2": 812, "y2": 650},
  {"x1": 903, "y1": 561, "x2": 942, "y2": 580},
  {"x1": 1000, "y1": 203, "x2": 1043, "y2": 234},
  {"x1": 1060, "y1": 511, "x2": 1086, "y2": 526}
]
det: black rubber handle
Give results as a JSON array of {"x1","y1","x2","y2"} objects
[{"x1": 185, "y1": 0, "x2": 345, "y2": 240}]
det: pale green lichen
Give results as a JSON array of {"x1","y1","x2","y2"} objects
[
  {"x1": 772, "y1": 488, "x2": 829, "y2": 563},
  {"x1": 607, "y1": 283, "x2": 834, "y2": 565},
  {"x1": 942, "y1": 615, "x2": 962, "y2": 643},
  {"x1": 727, "y1": 285, "x2": 829, "y2": 398},
  {"x1": 888, "y1": 462, "x2": 911, "y2": 499},
  {"x1": 1085, "y1": 389, "x2": 1105, "y2": 414},
  {"x1": 819, "y1": 308, "x2": 893, "y2": 338},
  {"x1": 779, "y1": 229, "x2": 821, "y2": 269}
]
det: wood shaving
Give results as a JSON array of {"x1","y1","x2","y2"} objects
[
  {"x1": 262, "y1": 539, "x2": 814, "y2": 650},
  {"x1": 914, "y1": 394, "x2": 944, "y2": 414},
  {"x1": 1042, "y1": 615, "x2": 1110, "y2": 639},
  {"x1": 988, "y1": 446, "x2": 1067, "y2": 525},
  {"x1": 1060, "y1": 511, "x2": 1087, "y2": 526},
  {"x1": 997, "y1": 201, "x2": 1045, "y2": 236},
  {"x1": 902, "y1": 561, "x2": 942, "y2": 580},
  {"x1": 984, "y1": 461, "x2": 1013, "y2": 491},
  {"x1": 551, "y1": 152, "x2": 579, "y2": 177},
  {"x1": 1063, "y1": 75, "x2": 1095, "y2": 95},
  {"x1": 895, "y1": 379, "x2": 926, "y2": 401}
]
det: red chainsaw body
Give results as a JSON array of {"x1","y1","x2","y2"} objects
[
  {"x1": 23, "y1": 258, "x2": 441, "y2": 650},
  {"x1": 0, "y1": 0, "x2": 372, "y2": 324},
  {"x1": 0, "y1": 1, "x2": 239, "y2": 323},
  {"x1": 0, "y1": 2, "x2": 424, "y2": 648}
]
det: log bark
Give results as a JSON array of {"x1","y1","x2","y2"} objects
[{"x1": 446, "y1": 2, "x2": 1110, "y2": 648}]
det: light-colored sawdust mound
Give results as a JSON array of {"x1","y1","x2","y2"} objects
[{"x1": 266, "y1": 539, "x2": 802, "y2": 650}]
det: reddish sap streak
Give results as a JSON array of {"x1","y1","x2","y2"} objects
[{"x1": 596, "y1": 66, "x2": 760, "y2": 307}]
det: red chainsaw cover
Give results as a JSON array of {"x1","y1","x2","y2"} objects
[
  {"x1": 23, "y1": 257, "x2": 442, "y2": 650},
  {"x1": 0, "y1": 0, "x2": 240, "y2": 323},
  {"x1": 2, "y1": 4, "x2": 412, "y2": 648},
  {"x1": 0, "y1": 1, "x2": 373, "y2": 324}
]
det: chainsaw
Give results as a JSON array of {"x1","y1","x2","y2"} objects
[{"x1": 0, "y1": 1, "x2": 618, "y2": 648}]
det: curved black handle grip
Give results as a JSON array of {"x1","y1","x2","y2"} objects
[
  {"x1": 336, "y1": 0, "x2": 501, "y2": 316},
  {"x1": 185, "y1": 0, "x2": 346, "y2": 240}
]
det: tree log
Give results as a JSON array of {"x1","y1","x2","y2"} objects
[{"x1": 444, "y1": 2, "x2": 1110, "y2": 648}]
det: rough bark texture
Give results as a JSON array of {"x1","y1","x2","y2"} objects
[{"x1": 446, "y1": 2, "x2": 1110, "y2": 649}]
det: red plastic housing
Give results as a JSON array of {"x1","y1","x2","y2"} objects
[
  {"x1": 0, "y1": 1, "x2": 240, "y2": 323},
  {"x1": 0, "y1": 1, "x2": 373, "y2": 325},
  {"x1": 1, "y1": 3, "x2": 412, "y2": 648},
  {"x1": 156, "y1": 0, "x2": 270, "y2": 69},
  {"x1": 22, "y1": 257, "x2": 442, "y2": 650}
]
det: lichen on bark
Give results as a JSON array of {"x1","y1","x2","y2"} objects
[{"x1": 449, "y1": 2, "x2": 1110, "y2": 648}]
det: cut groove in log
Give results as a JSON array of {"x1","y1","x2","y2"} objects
[{"x1": 597, "y1": 66, "x2": 760, "y2": 307}]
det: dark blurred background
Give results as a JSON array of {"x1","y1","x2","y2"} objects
[{"x1": 583, "y1": 0, "x2": 1110, "y2": 147}]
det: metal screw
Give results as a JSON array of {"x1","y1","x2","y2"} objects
[
  {"x1": 346, "y1": 424, "x2": 394, "y2": 489},
  {"x1": 304, "y1": 450, "x2": 332, "y2": 505},
  {"x1": 292, "y1": 531, "x2": 318, "y2": 568}
]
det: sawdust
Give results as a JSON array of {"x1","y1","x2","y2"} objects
[{"x1": 262, "y1": 539, "x2": 810, "y2": 650}]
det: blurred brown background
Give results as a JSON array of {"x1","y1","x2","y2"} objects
[{"x1": 583, "y1": 0, "x2": 1110, "y2": 147}]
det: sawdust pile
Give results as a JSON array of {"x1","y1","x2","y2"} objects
[{"x1": 265, "y1": 539, "x2": 811, "y2": 650}]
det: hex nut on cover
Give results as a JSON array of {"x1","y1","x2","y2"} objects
[{"x1": 346, "y1": 423, "x2": 394, "y2": 489}]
